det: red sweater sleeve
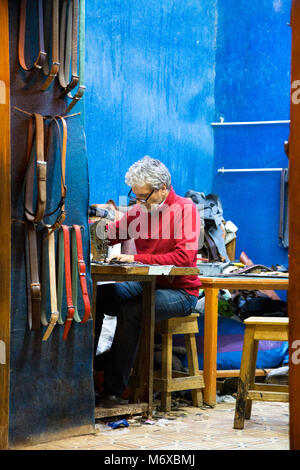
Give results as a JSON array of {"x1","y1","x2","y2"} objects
[
  {"x1": 134, "y1": 202, "x2": 200, "y2": 266},
  {"x1": 106, "y1": 206, "x2": 141, "y2": 246}
]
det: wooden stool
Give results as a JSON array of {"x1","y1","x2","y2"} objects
[
  {"x1": 154, "y1": 313, "x2": 205, "y2": 411},
  {"x1": 233, "y1": 316, "x2": 289, "y2": 430}
]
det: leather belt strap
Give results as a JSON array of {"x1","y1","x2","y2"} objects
[
  {"x1": 43, "y1": 115, "x2": 67, "y2": 237},
  {"x1": 18, "y1": 0, "x2": 47, "y2": 81},
  {"x1": 65, "y1": 0, "x2": 86, "y2": 113},
  {"x1": 57, "y1": 226, "x2": 76, "y2": 339},
  {"x1": 204, "y1": 231, "x2": 219, "y2": 261},
  {"x1": 59, "y1": 0, "x2": 79, "y2": 97},
  {"x1": 42, "y1": 228, "x2": 59, "y2": 341},
  {"x1": 24, "y1": 114, "x2": 47, "y2": 223},
  {"x1": 41, "y1": 0, "x2": 60, "y2": 91},
  {"x1": 23, "y1": 113, "x2": 46, "y2": 330},
  {"x1": 40, "y1": 228, "x2": 50, "y2": 327},
  {"x1": 71, "y1": 224, "x2": 91, "y2": 323},
  {"x1": 25, "y1": 223, "x2": 42, "y2": 330}
]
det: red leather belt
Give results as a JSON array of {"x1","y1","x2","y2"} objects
[
  {"x1": 72, "y1": 224, "x2": 91, "y2": 325},
  {"x1": 60, "y1": 225, "x2": 75, "y2": 340}
]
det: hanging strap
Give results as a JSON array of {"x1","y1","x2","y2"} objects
[
  {"x1": 43, "y1": 115, "x2": 68, "y2": 238},
  {"x1": 24, "y1": 113, "x2": 47, "y2": 223},
  {"x1": 23, "y1": 113, "x2": 46, "y2": 331},
  {"x1": 71, "y1": 224, "x2": 91, "y2": 323},
  {"x1": 59, "y1": 0, "x2": 80, "y2": 98},
  {"x1": 42, "y1": 228, "x2": 59, "y2": 341},
  {"x1": 57, "y1": 226, "x2": 76, "y2": 339},
  {"x1": 64, "y1": 0, "x2": 86, "y2": 113},
  {"x1": 25, "y1": 223, "x2": 42, "y2": 330},
  {"x1": 18, "y1": 0, "x2": 47, "y2": 81},
  {"x1": 41, "y1": 0, "x2": 60, "y2": 91}
]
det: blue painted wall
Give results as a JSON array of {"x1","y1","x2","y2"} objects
[
  {"x1": 85, "y1": 0, "x2": 291, "y2": 270},
  {"x1": 85, "y1": 0, "x2": 217, "y2": 205},
  {"x1": 212, "y1": 0, "x2": 291, "y2": 268}
]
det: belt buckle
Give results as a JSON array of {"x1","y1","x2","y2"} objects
[{"x1": 78, "y1": 260, "x2": 86, "y2": 276}]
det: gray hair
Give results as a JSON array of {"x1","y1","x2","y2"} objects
[{"x1": 125, "y1": 156, "x2": 171, "y2": 190}]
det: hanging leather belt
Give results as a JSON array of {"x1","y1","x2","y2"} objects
[
  {"x1": 18, "y1": 0, "x2": 47, "y2": 82},
  {"x1": 40, "y1": 116, "x2": 68, "y2": 340},
  {"x1": 57, "y1": 226, "x2": 76, "y2": 340},
  {"x1": 59, "y1": 0, "x2": 79, "y2": 96},
  {"x1": 23, "y1": 113, "x2": 46, "y2": 330},
  {"x1": 59, "y1": 0, "x2": 86, "y2": 113},
  {"x1": 42, "y1": 228, "x2": 59, "y2": 341},
  {"x1": 71, "y1": 224, "x2": 91, "y2": 325},
  {"x1": 64, "y1": 0, "x2": 86, "y2": 113},
  {"x1": 43, "y1": 115, "x2": 67, "y2": 237},
  {"x1": 41, "y1": 0, "x2": 60, "y2": 91},
  {"x1": 24, "y1": 113, "x2": 47, "y2": 224}
]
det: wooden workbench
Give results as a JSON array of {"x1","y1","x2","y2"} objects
[{"x1": 91, "y1": 263, "x2": 200, "y2": 418}]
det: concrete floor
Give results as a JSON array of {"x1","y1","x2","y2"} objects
[{"x1": 15, "y1": 398, "x2": 290, "y2": 450}]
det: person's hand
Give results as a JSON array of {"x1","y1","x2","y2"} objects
[{"x1": 107, "y1": 254, "x2": 134, "y2": 263}]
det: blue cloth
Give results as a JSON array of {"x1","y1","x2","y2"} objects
[{"x1": 95, "y1": 282, "x2": 198, "y2": 394}]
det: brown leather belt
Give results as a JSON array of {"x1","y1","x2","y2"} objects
[
  {"x1": 23, "y1": 113, "x2": 68, "y2": 332},
  {"x1": 23, "y1": 113, "x2": 46, "y2": 330},
  {"x1": 41, "y1": 0, "x2": 60, "y2": 91},
  {"x1": 59, "y1": 0, "x2": 79, "y2": 97},
  {"x1": 59, "y1": 0, "x2": 86, "y2": 113},
  {"x1": 43, "y1": 115, "x2": 67, "y2": 237},
  {"x1": 18, "y1": 0, "x2": 47, "y2": 83}
]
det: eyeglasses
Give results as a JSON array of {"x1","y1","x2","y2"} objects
[{"x1": 127, "y1": 188, "x2": 155, "y2": 204}]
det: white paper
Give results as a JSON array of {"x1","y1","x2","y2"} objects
[{"x1": 148, "y1": 265, "x2": 174, "y2": 275}]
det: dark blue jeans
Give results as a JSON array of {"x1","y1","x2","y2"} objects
[{"x1": 95, "y1": 281, "x2": 198, "y2": 395}]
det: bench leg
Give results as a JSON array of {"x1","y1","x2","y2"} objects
[
  {"x1": 185, "y1": 333, "x2": 203, "y2": 407},
  {"x1": 234, "y1": 326, "x2": 256, "y2": 429},
  {"x1": 160, "y1": 333, "x2": 173, "y2": 411},
  {"x1": 245, "y1": 339, "x2": 258, "y2": 420}
]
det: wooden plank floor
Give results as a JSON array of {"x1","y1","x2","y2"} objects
[{"x1": 14, "y1": 400, "x2": 289, "y2": 450}]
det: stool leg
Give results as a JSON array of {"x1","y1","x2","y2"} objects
[
  {"x1": 185, "y1": 333, "x2": 203, "y2": 407},
  {"x1": 234, "y1": 325, "x2": 256, "y2": 429},
  {"x1": 161, "y1": 333, "x2": 173, "y2": 412},
  {"x1": 245, "y1": 339, "x2": 258, "y2": 420}
]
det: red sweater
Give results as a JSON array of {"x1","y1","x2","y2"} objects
[{"x1": 107, "y1": 187, "x2": 201, "y2": 296}]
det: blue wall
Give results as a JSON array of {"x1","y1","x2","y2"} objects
[
  {"x1": 85, "y1": 0, "x2": 217, "y2": 204},
  {"x1": 85, "y1": 0, "x2": 291, "y2": 269},
  {"x1": 212, "y1": 0, "x2": 291, "y2": 268}
]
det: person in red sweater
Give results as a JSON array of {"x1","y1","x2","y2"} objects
[{"x1": 95, "y1": 156, "x2": 201, "y2": 406}]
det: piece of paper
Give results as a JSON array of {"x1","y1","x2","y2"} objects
[{"x1": 148, "y1": 265, "x2": 174, "y2": 275}]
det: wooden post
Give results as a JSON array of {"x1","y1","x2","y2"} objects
[
  {"x1": 289, "y1": 0, "x2": 300, "y2": 451},
  {"x1": 203, "y1": 287, "x2": 219, "y2": 405},
  {"x1": 0, "y1": 0, "x2": 11, "y2": 450}
]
